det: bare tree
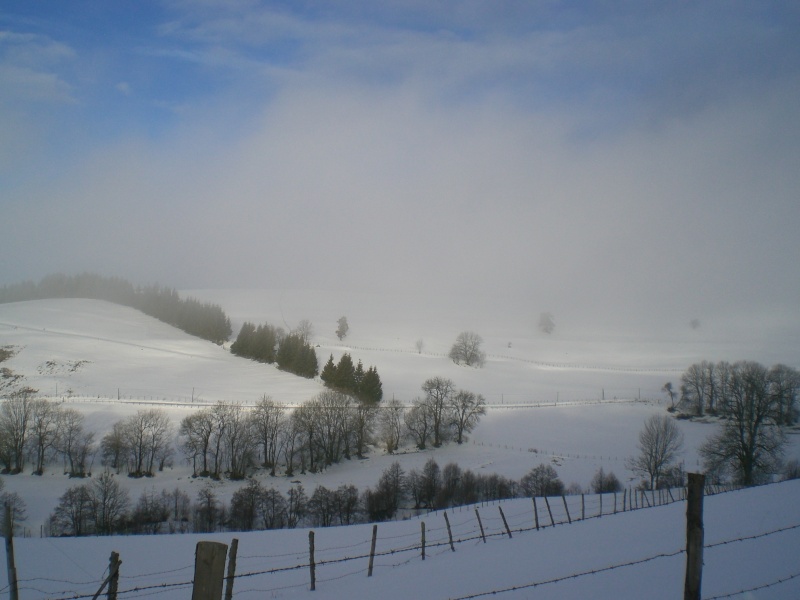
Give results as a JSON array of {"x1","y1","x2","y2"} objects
[
  {"x1": 91, "y1": 472, "x2": 130, "y2": 535},
  {"x1": 768, "y1": 364, "x2": 800, "y2": 425},
  {"x1": 56, "y1": 408, "x2": 95, "y2": 477},
  {"x1": 293, "y1": 319, "x2": 314, "y2": 345},
  {"x1": 378, "y1": 399, "x2": 405, "y2": 453},
  {"x1": 28, "y1": 398, "x2": 61, "y2": 475},
  {"x1": 520, "y1": 464, "x2": 564, "y2": 497},
  {"x1": 252, "y1": 395, "x2": 287, "y2": 475},
  {"x1": 421, "y1": 377, "x2": 455, "y2": 447},
  {"x1": 449, "y1": 331, "x2": 486, "y2": 367},
  {"x1": 223, "y1": 403, "x2": 256, "y2": 479},
  {"x1": 447, "y1": 389, "x2": 486, "y2": 444},
  {"x1": 627, "y1": 415, "x2": 684, "y2": 490},
  {"x1": 259, "y1": 487, "x2": 288, "y2": 529},
  {"x1": 179, "y1": 409, "x2": 214, "y2": 476},
  {"x1": 701, "y1": 361, "x2": 786, "y2": 485},
  {"x1": 590, "y1": 467, "x2": 622, "y2": 493},
  {"x1": 121, "y1": 409, "x2": 173, "y2": 477},
  {"x1": 680, "y1": 362, "x2": 709, "y2": 416},
  {"x1": 404, "y1": 398, "x2": 432, "y2": 450},
  {"x1": 0, "y1": 387, "x2": 36, "y2": 473}
]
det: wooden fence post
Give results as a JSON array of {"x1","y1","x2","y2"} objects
[
  {"x1": 581, "y1": 494, "x2": 585, "y2": 520},
  {"x1": 623, "y1": 489, "x2": 627, "y2": 511},
  {"x1": 532, "y1": 498, "x2": 540, "y2": 531},
  {"x1": 543, "y1": 496, "x2": 554, "y2": 526},
  {"x1": 108, "y1": 551, "x2": 121, "y2": 600},
  {"x1": 561, "y1": 496, "x2": 571, "y2": 524},
  {"x1": 224, "y1": 538, "x2": 238, "y2": 600},
  {"x1": 4, "y1": 502, "x2": 19, "y2": 600},
  {"x1": 444, "y1": 512, "x2": 455, "y2": 552},
  {"x1": 192, "y1": 541, "x2": 228, "y2": 600},
  {"x1": 421, "y1": 521, "x2": 426, "y2": 561},
  {"x1": 684, "y1": 473, "x2": 705, "y2": 600},
  {"x1": 599, "y1": 492, "x2": 603, "y2": 517},
  {"x1": 498, "y1": 506, "x2": 512, "y2": 538},
  {"x1": 309, "y1": 531, "x2": 316, "y2": 591},
  {"x1": 475, "y1": 509, "x2": 486, "y2": 543},
  {"x1": 368, "y1": 525, "x2": 378, "y2": 577}
]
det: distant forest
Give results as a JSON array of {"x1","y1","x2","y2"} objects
[{"x1": 0, "y1": 273, "x2": 232, "y2": 344}]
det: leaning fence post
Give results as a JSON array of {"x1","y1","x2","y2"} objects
[
  {"x1": 498, "y1": 506, "x2": 512, "y2": 538},
  {"x1": 684, "y1": 473, "x2": 705, "y2": 600},
  {"x1": 224, "y1": 538, "x2": 238, "y2": 600},
  {"x1": 444, "y1": 512, "x2": 455, "y2": 552},
  {"x1": 543, "y1": 496, "x2": 554, "y2": 526},
  {"x1": 192, "y1": 541, "x2": 228, "y2": 600},
  {"x1": 475, "y1": 509, "x2": 486, "y2": 543},
  {"x1": 561, "y1": 496, "x2": 571, "y2": 524},
  {"x1": 368, "y1": 525, "x2": 378, "y2": 577},
  {"x1": 532, "y1": 497, "x2": 540, "y2": 531}
]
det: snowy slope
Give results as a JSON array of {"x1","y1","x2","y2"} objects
[{"x1": 1, "y1": 293, "x2": 799, "y2": 599}]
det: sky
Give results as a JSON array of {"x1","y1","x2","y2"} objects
[{"x1": 2, "y1": 1, "x2": 800, "y2": 333}]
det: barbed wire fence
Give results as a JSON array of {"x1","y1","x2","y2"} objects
[{"x1": 7, "y1": 480, "x2": 799, "y2": 600}]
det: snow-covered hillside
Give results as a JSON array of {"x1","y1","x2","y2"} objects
[{"x1": 1, "y1": 293, "x2": 799, "y2": 599}]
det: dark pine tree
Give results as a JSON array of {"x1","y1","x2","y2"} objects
[
  {"x1": 359, "y1": 366, "x2": 383, "y2": 404},
  {"x1": 320, "y1": 355, "x2": 337, "y2": 386}
]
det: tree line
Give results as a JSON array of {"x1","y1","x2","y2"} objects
[
  {"x1": 44, "y1": 457, "x2": 626, "y2": 537},
  {"x1": 230, "y1": 322, "x2": 318, "y2": 378},
  {"x1": 670, "y1": 360, "x2": 799, "y2": 486},
  {"x1": 0, "y1": 377, "x2": 485, "y2": 481},
  {"x1": 0, "y1": 273, "x2": 232, "y2": 344}
]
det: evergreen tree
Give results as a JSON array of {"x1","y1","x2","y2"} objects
[
  {"x1": 354, "y1": 360, "x2": 365, "y2": 391},
  {"x1": 359, "y1": 366, "x2": 383, "y2": 404},
  {"x1": 334, "y1": 353, "x2": 356, "y2": 393},
  {"x1": 320, "y1": 354, "x2": 337, "y2": 386}
]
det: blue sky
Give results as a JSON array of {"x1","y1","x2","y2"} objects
[{"x1": 2, "y1": 1, "x2": 799, "y2": 332}]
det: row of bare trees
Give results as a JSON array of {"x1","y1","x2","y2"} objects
[
  {"x1": 679, "y1": 360, "x2": 798, "y2": 423},
  {"x1": 1, "y1": 379, "x2": 486, "y2": 482},
  {"x1": 0, "y1": 389, "x2": 94, "y2": 476}
]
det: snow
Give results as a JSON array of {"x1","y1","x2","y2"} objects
[{"x1": 1, "y1": 292, "x2": 799, "y2": 599}]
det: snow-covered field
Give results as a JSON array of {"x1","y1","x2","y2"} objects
[{"x1": 1, "y1": 292, "x2": 799, "y2": 599}]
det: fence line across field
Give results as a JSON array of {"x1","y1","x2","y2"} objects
[{"x1": 9, "y1": 480, "x2": 783, "y2": 600}]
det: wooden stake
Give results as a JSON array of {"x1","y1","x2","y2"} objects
[
  {"x1": 309, "y1": 531, "x2": 316, "y2": 591},
  {"x1": 444, "y1": 512, "x2": 455, "y2": 552},
  {"x1": 599, "y1": 492, "x2": 603, "y2": 517},
  {"x1": 561, "y1": 496, "x2": 571, "y2": 524},
  {"x1": 684, "y1": 473, "x2": 705, "y2": 600},
  {"x1": 499, "y1": 506, "x2": 512, "y2": 538},
  {"x1": 224, "y1": 539, "x2": 238, "y2": 600},
  {"x1": 475, "y1": 509, "x2": 486, "y2": 543},
  {"x1": 623, "y1": 489, "x2": 627, "y2": 511},
  {"x1": 543, "y1": 496, "x2": 554, "y2": 527},
  {"x1": 108, "y1": 551, "x2": 120, "y2": 600},
  {"x1": 581, "y1": 494, "x2": 585, "y2": 520},
  {"x1": 4, "y1": 503, "x2": 19, "y2": 600},
  {"x1": 368, "y1": 525, "x2": 378, "y2": 577},
  {"x1": 421, "y1": 521, "x2": 426, "y2": 561},
  {"x1": 532, "y1": 497, "x2": 540, "y2": 531},
  {"x1": 192, "y1": 542, "x2": 227, "y2": 600}
]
